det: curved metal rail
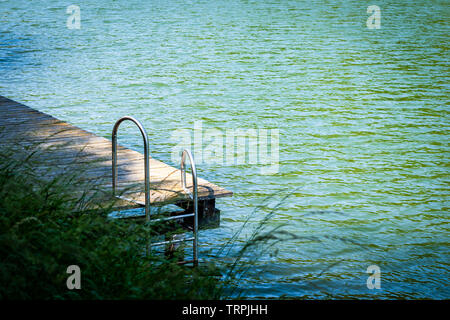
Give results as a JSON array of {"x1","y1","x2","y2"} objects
[
  {"x1": 150, "y1": 149, "x2": 199, "y2": 266},
  {"x1": 112, "y1": 116, "x2": 150, "y2": 221},
  {"x1": 181, "y1": 149, "x2": 199, "y2": 265}
]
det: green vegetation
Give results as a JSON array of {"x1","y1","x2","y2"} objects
[{"x1": 0, "y1": 145, "x2": 222, "y2": 299}]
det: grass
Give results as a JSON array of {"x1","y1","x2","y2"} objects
[{"x1": 0, "y1": 141, "x2": 222, "y2": 299}]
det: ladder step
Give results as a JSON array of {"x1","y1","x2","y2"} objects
[
  {"x1": 115, "y1": 195, "x2": 144, "y2": 206},
  {"x1": 177, "y1": 259, "x2": 196, "y2": 265},
  {"x1": 115, "y1": 212, "x2": 194, "y2": 222},
  {"x1": 151, "y1": 213, "x2": 194, "y2": 223},
  {"x1": 151, "y1": 237, "x2": 195, "y2": 247}
]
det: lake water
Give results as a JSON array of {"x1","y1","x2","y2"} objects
[{"x1": 0, "y1": 0, "x2": 448, "y2": 298}]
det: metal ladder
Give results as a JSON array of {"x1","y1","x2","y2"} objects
[{"x1": 112, "y1": 116, "x2": 199, "y2": 266}]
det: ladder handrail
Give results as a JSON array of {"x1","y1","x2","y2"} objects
[
  {"x1": 111, "y1": 118, "x2": 199, "y2": 265},
  {"x1": 181, "y1": 149, "x2": 198, "y2": 266},
  {"x1": 112, "y1": 116, "x2": 150, "y2": 221}
]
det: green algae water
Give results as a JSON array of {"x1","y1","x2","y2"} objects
[{"x1": 0, "y1": 0, "x2": 448, "y2": 298}]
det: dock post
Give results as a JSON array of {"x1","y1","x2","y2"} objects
[{"x1": 175, "y1": 198, "x2": 220, "y2": 228}]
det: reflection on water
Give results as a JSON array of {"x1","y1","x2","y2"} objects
[{"x1": 0, "y1": 0, "x2": 448, "y2": 298}]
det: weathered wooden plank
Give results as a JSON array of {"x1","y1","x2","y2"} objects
[
  {"x1": 0, "y1": 134, "x2": 111, "y2": 147},
  {"x1": 0, "y1": 113, "x2": 56, "y2": 123}
]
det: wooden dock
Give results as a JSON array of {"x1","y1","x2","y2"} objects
[{"x1": 0, "y1": 96, "x2": 232, "y2": 226}]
